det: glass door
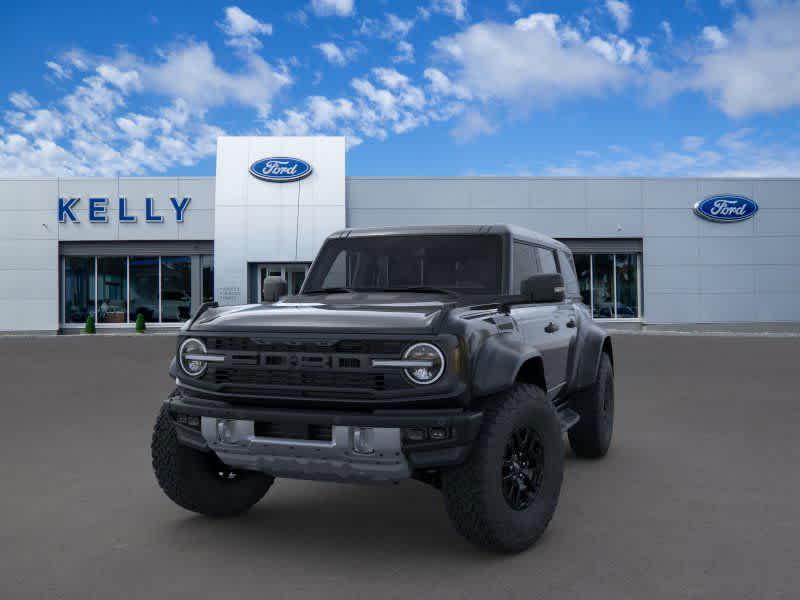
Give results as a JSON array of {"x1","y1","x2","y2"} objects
[{"x1": 256, "y1": 264, "x2": 310, "y2": 301}]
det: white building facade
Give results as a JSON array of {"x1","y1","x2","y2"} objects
[{"x1": 0, "y1": 136, "x2": 798, "y2": 333}]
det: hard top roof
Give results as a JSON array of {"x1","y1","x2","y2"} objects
[{"x1": 327, "y1": 224, "x2": 569, "y2": 252}]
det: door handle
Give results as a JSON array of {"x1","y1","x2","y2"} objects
[
  {"x1": 566, "y1": 318, "x2": 576, "y2": 328},
  {"x1": 544, "y1": 322, "x2": 559, "y2": 333}
]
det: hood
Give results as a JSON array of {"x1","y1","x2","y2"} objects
[{"x1": 189, "y1": 293, "x2": 453, "y2": 335}]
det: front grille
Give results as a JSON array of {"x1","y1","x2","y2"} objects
[
  {"x1": 208, "y1": 337, "x2": 405, "y2": 355},
  {"x1": 214, "y1": 368, "x2": 385, "y2": 390},
  {"x1": 254, "y1": 421, "x2": 333, "y2": 442},
  {"x1": 200, "y1": 337, "x2": 417, "y2": 399}
]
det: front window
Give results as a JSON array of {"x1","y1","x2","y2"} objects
[{"x1": 304, "y1": 235, "x2": 503, "y2": 295}]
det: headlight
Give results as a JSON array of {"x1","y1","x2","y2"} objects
[
  {"x1": 403, "y1": 343, "x2": 445, "y2": 385},
  {"x1": 179, "y1": 338, "x2": 209, "y2": 377}
]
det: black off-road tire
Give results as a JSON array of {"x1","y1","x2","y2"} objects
[
  {"x1": 568, "y1": 353, "x2": 614, "y2": 458},
  {"x1": 151, "y1": 405, "x2": 274, "y2": 517},
  {"x1": 441, "y1": 383, "x2": 564, "y2": 553}
]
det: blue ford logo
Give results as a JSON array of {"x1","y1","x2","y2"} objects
[
  {"x1": 249, "y1": 157, "x2": 312, "y2": 182},
  {"x1": 693, "y1": 195, "x2": 758, "y2": 223}
]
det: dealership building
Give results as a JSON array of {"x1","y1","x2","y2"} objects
[{"x1": 0, "y1": 135, "x2": 798, "y2": 334}]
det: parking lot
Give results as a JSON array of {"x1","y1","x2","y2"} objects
[{"x1": 1, "y1": 333, "x2": 799, "y2": 599}]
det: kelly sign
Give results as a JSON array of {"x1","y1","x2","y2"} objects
[{"x1": 58, "y1": 197, "x2": 191, "y2": 223}]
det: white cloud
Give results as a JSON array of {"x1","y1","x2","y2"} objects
[
  {"x1": 266, "y1": 66, "x2": 463, "y2": 145},
  {"x1": 359, "y1": 13, "x2": 415, "y2": 41},
  {"x1": 432, "y1": 13, "x2": 638, "y2": 107},
  {"x1": 393, "y1": 41, "x2": 415, "y2": 63},
  {"x1": 139, "y1": 42, "x2": 290, "y2": 116},
  {"x1": 9, "y1": 91, "x2": 38, "y2": 111},
  {"x1": 310, "y1": 0, "x2": 354, "y2": 17},
  {"x1": 288, "y1": 10, "x2": 308, "y2": 25},
  {"x1": 218, "y1": 6, "x2": 272, "y2": 51},
  {"x1": 314, "y1": 42, "x2": 363, "y2": 66},
  {"x1": 430, "y1": 0, "x2": 468, "y2": 21},
  {"x1": 660, "y1": 20, "x2": 673, "y2": 42},
  {"x1": 690, "y1": 1, "x2": 800, "y2": 116},
  {"x1": 606, "y1": 0, "x2": 632, "y2": 33},
  {"x1": 720, "y1": 0, "x2": 736, "y2": 7},
  {"x1": 681, "y1": 135, "x2": 705, "y2": 152},
  {"x1": 45, "y1": 61, "x2": 71, "y2": 80},
  {"x1": 96, "y1": 64, "x2": 142, "y2": 93},
  {"x1": 0, "y1": 32, "x2": 288, "y2": 175},
  {"x1": 546, "y1": 128, "x2": 800, "y2": 177},
  {"x1": 701, "y1": 25, "x2": 728, "y2": 49},
  {"x1": 451, "y1": 110, "x2": 496, "y2": 142},
  {"x1": 423, "y1": 67, "x2": 472, "y2": 100},
  {"x1": 507, "y1": 1, "x2": 522, "y2": 16},
  {"x1": 386, "y1": 14, "x2": 414, "y2": 38}
]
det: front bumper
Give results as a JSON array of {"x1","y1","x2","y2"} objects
[{"x1": 166, "y1": 391, "x2": 483, "y2": 483}]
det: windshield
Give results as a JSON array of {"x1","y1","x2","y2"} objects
[{"x1": 303, "y1": 234, "x2": 503, "y2": 295}]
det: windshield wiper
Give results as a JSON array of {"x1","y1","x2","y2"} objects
[
  {"x1": 378, "y1": 286, "x2": 459, "y2": 296},
  {"x1": 302, "y1": 287, "x2": 357, "y2": 295}
]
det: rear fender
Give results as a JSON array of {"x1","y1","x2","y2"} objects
[{"x1": 572, "y1": 318, "x2": 613, "y2": 389}]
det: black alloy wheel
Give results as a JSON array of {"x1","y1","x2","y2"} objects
[{"x1": 502, "y1": 427, "x2": 545, "y2": 511}]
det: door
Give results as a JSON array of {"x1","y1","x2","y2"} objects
[
  {"x1": 510, "y1": 242, "x2": 575, "y2": 394},
  {"x1": 256, "y1": 264, "x2": 310, "y2": 301},
  {"x1": 533, "y1": 246, "x2": 577, "y2": 390}
]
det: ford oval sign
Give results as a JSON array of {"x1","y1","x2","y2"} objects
[
  {"x1": 249, "y1": 157, "x2": 312, "y2": 183},
  {"x1": 693, "y1": 195, "x2": 758, "y2": 223}
]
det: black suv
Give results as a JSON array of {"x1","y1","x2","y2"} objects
[{"x1": 152, "y1": 225, "x2": 614, "y2": 553}]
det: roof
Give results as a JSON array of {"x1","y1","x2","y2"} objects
[{"x1": 328, "y1": 224, "x2": 569, "y2": 252}]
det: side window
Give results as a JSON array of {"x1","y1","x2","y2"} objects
[
  {"x1": 513, "y1": 242, "x2": 539, "y2": 293},
  {"x1": 536, "y1": 247, "x2": 559, "y2": 274},
  {"x1": 558, "y1": 250, "x2": 580, "y2": 299}
]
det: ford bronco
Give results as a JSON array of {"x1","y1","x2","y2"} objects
[{"x1": 152, "y1": 225, "x2": 614, "y2": 553}]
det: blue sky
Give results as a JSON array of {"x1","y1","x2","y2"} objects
[{"x1": 1, "y1": 0, "x2": 798, "y2": 177}]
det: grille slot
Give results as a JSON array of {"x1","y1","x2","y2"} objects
[
  {"x1": 213, "y1": 368, "x2": 387, "y2": 391},
  {"x1": 208, "y1": 337, "x2": 405, "y2": 355},
  {"x1": 254, "y1": 421, "x2": 333, "y2": 442}
]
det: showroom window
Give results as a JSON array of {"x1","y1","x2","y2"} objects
[
  {"x1": 201, "y1": 255, "x2": 214, "y2": 303},
  {"x1": 63, "y1": 256, "x2": 95, "y2": 324},
  {"x1": 61, "y1": 254, "x2": 213, "y2": 326},
  {"x1": 573, "y1": 253, "x2": 641, "y2": 319}
]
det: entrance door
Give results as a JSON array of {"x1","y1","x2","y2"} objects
[{"x1": 255, "y1": 263, "x2": 310, "y2": 301}]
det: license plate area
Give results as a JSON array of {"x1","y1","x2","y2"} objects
[{"x1": 253, "y1": 421, "x2": 333, "y2": 442}]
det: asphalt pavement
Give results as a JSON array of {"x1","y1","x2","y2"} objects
[{"x1": 1, "y1": 333, "x2": 798, "y2": 599}]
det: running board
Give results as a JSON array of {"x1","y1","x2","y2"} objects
[{"x1": 557, "y1": 407, "x2": 580, "y2": 432}]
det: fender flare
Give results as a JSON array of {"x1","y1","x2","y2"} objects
[
  {"x1": 471, "y1": 334, "x2": 545, "y2": 398},
  {"x1": 573, "y1": 321, "x2": 613, "y2": 390}
]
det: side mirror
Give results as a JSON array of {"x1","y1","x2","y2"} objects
[
  {"x1": 262, "y1": 276, "x2": 288, "y2": 302},
  {"x1": 521, "y1": 273, "x2": 565, "y2": 303}
]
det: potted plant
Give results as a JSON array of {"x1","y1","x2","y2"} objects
[
  {"x1": 84, "y1": 314, "x2": 96, "y2": 334},
  {"x1": 135, "y1": 313, "x2": 146, "y2": 333}
]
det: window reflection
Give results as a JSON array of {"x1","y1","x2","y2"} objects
[
  {"x1": 130, "y1": 256, "x2": 159, "y2": 322},
  {"x1": 615, "y1": 254, "x2": 639, "y2": 318},
  {"x1": 97, "y1": 257, "x2": 127, "y2": 323},
  {"x1": 591, "y1": 254, "x2": 614, "y2": 318},
  {"x1": 572, "y1": 252, "x2": 641, "y2": 319},
  {"x1": 201, "y1": 255, "x2": 214, "y2": 303},
  {"x1": 64, "y1": 256, "x2": 95, "y2": 323},
  {"x1": 573, "y1": 254, "x2": 591, "y2": 307},
  {"x1": 161, "y1": 256, "x2": 191, "y2": 322}
]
